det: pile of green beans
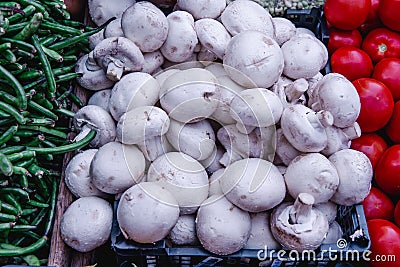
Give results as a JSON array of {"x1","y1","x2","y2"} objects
[{"x1": 0, "y1": 0, "x2": 109, "y2": 265}]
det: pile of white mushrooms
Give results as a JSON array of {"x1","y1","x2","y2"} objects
[{"x1": 59, "y1": 0, "x2": 373, "y2": 255}]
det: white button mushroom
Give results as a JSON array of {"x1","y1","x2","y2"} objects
[
  {"x1": 272, "y1": 17, "x2": 296, "y2": 46},
  {"x1": 88, "y1": 89, "x2": 112, "y2": 113},
  {"x1": 109, "y1": 72, "x2": 160, "y2": 121},
  {"x1": 116, "y1": 182, "x2": 180, "y2": 243},
  {"x1": 281, "y1": 34, "x2": 328, "y2": 79},
  {"x1": 271, "y1": 193, "x2": 329, "y2": 252},
  {"x1": 196, "y1": 195, "x2": 251, "y2": 255},
  {"x1": 121, "y1": 2, "x2": 169, "y2": 53},
  {"x1": 88, "y1": 0, "x2": 136, "y2": 26},
  {"x1": 159, "y1": 68, "x2": 220, "y2": 123},
  {"x1": 219, "y1": 158, "x2": 286, "y2": 212},
  {"x1": 73, "y1": 105, "x2": 116, "y2": 148},
  {"x1": 116, "y1": 106, "x2": 170, "y2": 145},
  {"x1": 177, "y1": 0, "x2": 226, "y2": 19},
  {"x1": 329, "y1": 149, "x2": 373, "y2": 206},
  {"x1": 60, "y1": 196, "x2": 113, "y2": 252},
  {"x1": 104, "y1": 18, "x2": 124, "y2": 38},
  {"x1": 245, "y1": 212, "x2": 281, "y2": 250},
  {"x1": 315, "y1": 201, "x2": 338, "y2": 225},
  {"x1": 147, "y1": 152, "x2": 209, "y2": 214},
  {"x1": 322, "y1": 221, "x2": 343, "y2": 245},
  {"x1": 168, "y1": 214, "x2": 199, "y2": 245},
  {"x1": 223, "y1": 31, "x2": 284, "y2": 88},
  {"x1": 208, "y1": 167, "x2": 224, "y2": 196},
  {"x1": 91, "y1": 142, "x2": 145, "y2": 194},
  {"x1": 204, "y1": 63, "x2": 228, "y2": 78},
  {"x1": 321, "y1": 123, "x2": 361, "y2": 157},
  {"x1": 200, "y1": 145, "x2": 225, "y2": 174},
  {"x1": 284, "y1": 153, "x2": 339, "y2": 204},
  {"x1": 65, "y1": 149, "x2": 109, "y2": 198},
  {"x1": 221, "y1": 0, "x2": 275, "y2": 38},
  {"x1": 142, "y1": 51, "x2": 165, "y2": 75},
  {"x1": 137, "y1": 135, "x2": 174, "y2": 162},
  {"x1": 275, "y1": 128, "x2": 302, "y2": 166}
]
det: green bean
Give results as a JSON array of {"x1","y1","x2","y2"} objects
[
  {"x1": 0, "y1": 212, "x2": 16, "y2": 222},
  {"x1": 0, "y1": 180, "x2": 8, "y2": 187},
  {"x1": 0, "y1": 201, "x2": 19, "y2": 216},
  {"x1": 19, "y1": 174, "x2": 28, "y2": 189},
  {"x1": 22, "y1": 254, "x2": 41, "y2": 265},
  {"x1": 4, "y1": 21, "x2": 27, "y2": 34},
  {"x1": 26, "y1": 199, "x2": 48, "y2": 208},
  {"x1": 0, "y1": 146, "x2": 25, "y2": 155},
  {"x1": 0, "y1": 236, "x2": 47, "y2": 256},
  {"x1": 0, "y1": 65, "x2": 27, "y2": 110},
  {"x1": 21, "y1": 208, "x2": 37, "y2": 217},
  {"x1": 2, "y1": 49, "x2": 17, "y2": 63},
  {"x1": 0, "y1": 37, "x2": 36, "y2": 53},
  {"x1": 13, "y1": 166, "x2": 30, "y2": 176},
  {"x1": 17, "y1": 69, "x2": 42, "y2": 80},
  {"x1": 0, "y1": 42, "x2": 11, "y2": 51},
  {"x1": 14, "y1": 49, "x2": 34, "y2": 59},
  {"x1": 0, "y1": 118, "x2": 14, "y2": 127},
  {"x1": 39, "y1": 34, "x2": 59, "y2": 46},
  {"x1": 54, "y1": 108, "x2": 74, "y2": 117},
  {"x1": 41, "y1": 44, "x2": 63, "y2": 62},
  {"x1": 43, "y1": 179, "x2": 56, "y2": 236},
  {"x1": 22, "y1": 77, "x2": 46, "y2": 90},
  {"x1": 27, "y1": 101, "x2": 58, "y2": 121},
  {"x1": 11, "y1": 225, "x2": 37, "y2": 232},
  {"x1": 0, "y1": 110, "x2": 12, "y2": 118},
  {"x1": 10, "y1": 135, "x2": 20, "y2": 143},
  {"x1": 0, "y1": 2, "x2": 21, "y2": 8},
  {"x1": 18, "y1": 217, "x2": 29, "y2": 224},
  {"x1": 14, "y1": 0, "x2": 48, "y2": 18},
  {"x1": 0, "y1": 91, "x2": 18, "y2": 106},
  {"x1": 7, "y1": 151, "x2": 35, "y2": 162},
  {"x1": 56, "y1": 72, "x2": 81, "y2": 82},
  {"x1": 0, "y1": 188, "x2": 29, "y2": 199},
  {"x1": 13, "y1": 12, "x2": 43, "y2": 41},
  {"x1": 3, "y1": 194, "x2": 22, "y2": 212},
  {"x1": 0, "y1": 152, "x2": 13, "y2": 176},
  {"x1": 26, "y1": 118, "x2": 55, "y2": 127},
  {"x1": 7, "y1": 5, "x2": 36, "y2": 23},
  {"x1": 14, "y1": 158, "x2": 34, "y2": 168},
  {"x1": 0, "y1": 125, "x2": 18, "y2": 146},
  {"x1": 53, "y1": 64, "x2": 74, "y2": 75},
  {"x1": 18, "y1": 125, "x2": 66, "y2": 139},
  {"x1": 41, "y1": 20, "x2": 81, "y2": 35},
  {"x1": 0, "y1": 101, "x2": 26, "y2": 124},
  {"x1": 31, "y1": 95, "x2": 53, "y2": 110}
]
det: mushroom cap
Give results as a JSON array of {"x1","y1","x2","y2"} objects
[
  {"x1": 221, "y1": 0, "x2": 275, "y2": 37},
  {"x1": 137, "y1": 135, "x2": 174, "y2": 162},
  {"x1": 208, "y1": 167, "x2": 224, "y2": 197},
  {"x1": 166, "y1": 119, "x2": 215, "y2": 161},
  {"x1": 109, "y1": 72, "x2": 160, "y2": 121},
  {"x1": 159, "y1": 68, "x2": 220, "y2": 123},
  {"x1": 284, "y1": 153, "x2": 340, "y2": 204},
  {"x1": 88, "y1": 89, "x2": 112, "y2": 113},
  {"x1": 272, "y1": 17, "x2": 296, "y2": 46},
  {"x1": 168, "y1": 214, "x2": 199, "y2": 245},
  {"x1": 229, "y1": 88, "x2": 283, "y2": 128},
  {"x1": 117, "y1": 182, "x2": 180, "y2": 243},
  {"x1": 142, "y1": 51, "x2": 165, "y2": 75},
  {"x1": 322, "y1": 221, "x2": 343, "y2": 244},
  {"x1": 200, "y1": 145, "x2": 224, "y2": 174},
  {"x1": 73, "y1": 105, "x2": 116, "y2": 148},
  {"x1": 65, "y1": 149, "x2": 109, "y2": 198},
  {"x1": 196, "y1": 195, "x2": 251, "y2": 255},
  {"x1": 60, "y1": 196, "x2": 113, "y2": 252},
  {"x1": 122, "y1": 2, "x2": 168, "y2": 53},
  {"x1": 116, "y1": 106, "x2": 170, "y2": 145},
  {"x1": 219, "y1": 158, "x2": 286, "y2": 212},
  {"x1": 195, "y1": 19, "x2": 231, "y2": 59},
  {"x1": 104, "y1": 18, "x2": 124, "y2": 38},
  {"x1": 329, "y1": 149, "x2": 373, "y2": 206},
  {"x1": 245, "y1": 212, "x2": 281, "y2": 250},
  {"x1": 204, "y1": 63, "x2": 228, "y2": 78},
  {"x1": 275, "y1": 128, "x2": 301, "y2": 166},
  {"x1": 154, "y1": 68, "x2": 181, "y2": 87},
  {"x1": 177, "y1": 0, "x2": 226, "y2": 19},
  {"x1": 281, "y1": 34, "x2": 328, "y2": 79},
  {"x1": 315, "y1": 201, "x2": 338, "y2": 225},
  {"x1": 91, "y1": 142, "x2": 145, "y2": 194},
  {"x1": 147, "y1": 152, "x2": 209, "y2": 214},
  {"x1": 88, "y1": 0, "x2": 136, "y2": 26},
  {"x1": 223, "y1": 31, "x2": 284, "y2": 88}
]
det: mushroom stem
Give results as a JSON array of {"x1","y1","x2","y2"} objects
[
  {"x1": 285, "y1": 78, "x2": 308, "y2": 102},
  {"x1": 306, "y1": 110, "x2": 333, "y2": 128},
  {"x1": 106, "y1": 60, "x2": 124, "y2": 81},
  {"x1": 289, "y1": 193, "x2": 314, "y2": 224},
  {"x1": 86, "y1": 51, "x2": 102, "y2": 71},
  {"x1": 235, "y1": 122, "x2": 256, "y2": 134},
  {"x1": 342, "y1": 122, "x2": 361, "y2": 140}
]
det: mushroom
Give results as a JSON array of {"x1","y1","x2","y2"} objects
[
  {"x1": 321, "y1": 123, "x2": 361, "y2": 157},
  {"x1": 315, "y1": 201, "x2": 338, "y2": 225},
  {"x1": 196, "y1": 195, "x2": 251, "y2": 255},
  {"x1": 271, "y1": 193, "x2": 329, "y2": 251},
  {"x1": 284, "y1": 153, "x2": 340, "y2": 204},
  {"x1": 221, "y1": 0, "x2": 275, "y2": 38},
  {"x1": 137, "y1": 135, "x2": 174, "y2": 162},
  {"x1": 65, "y1": 149, "x2": 109, "y2": 198},
  {"x1": 109, "y1": 72, "x2": 160, "y2": 121},
  {"x1": 104, "y1": 18, "x2": 124, "y2": 38},
  {"x1": 329, "y1": 149, "x2": 373, "y2": 206},
  {"x1": 162, "y1": 53, "x2": 203, "y2": 70},
  {"x1": 219, "y1": 158, "x2": 286, "y2": 212},
  {"x1": 296, "y1": 27, "x2": 316, "y2": 37},
  {"x1": 88, "y1": 0, "x2": 136, "y2": 26},
  {"x1": 208, "y1": 167, "x2": 224, "y2": 196},
  {"x1": 197, "y1": 47, "x2": 218, "y2": 64},
  {"x1": 159, "y1": 68, "x2": 220, "y2": 123},
  {"x1": 75, "y1": 54, "x2": 115, "y2": 91},
  {"x1": 93, "y1": 37, "x2": 145, "y2": 81},
  {"x1": 60, "y1": 196, "x2": 113, "y2": 252},
  {"x1": 116, "y1": 182, "x2": 180, "y2": 243},
  {"x1": 272, "y1": 17, "x2": 296, "y2": 46},
  {"x1": 310, "y1": 73, "x2": 361, "y2": 128},
  {"x1": 322, "y1": 221, "x2": 343, "y2": 244},
  {"x1": 204, "y1": 63, "x2": 228, "y2": 78},
  {"x1": 160, "y1": 11, "x2": 198, "y2": 63},
  {"x1": 116, "y1": 106, "x2": 170, "y2": 145},
  {"x1": 88, "y1": 29, "x2": 105, "y2": 50},
  {"x1": 245, "y1": 212, "x2": 281, "y2": 250},
  {"x1": 177, "y1": 0, "x2": 226, "y2": 19},
  {"x1": 195, "y1": 19, "x2": 231, "y2": 59},
  {"x1": 154, "y1": 68, "x2": 181, "y2": 87},
  {"x1": 121, "y1": 2, "x2": 168, "y2": 53},
  {"x1": 229, "y1": 88, "x2": 283, "y2": 132},
  {"x1": 142, "y1": 51, "x2": 165, "y2": 75},
  {"x1": 90, "y1": 142, "x2": 145, "y2": 194},
  {"x1": 168, "y1": 214, "x2": 199, "y2": 245},
  {"x1": 73, "y1": 105, "x2": 116, "y2": 148},
  {"x1": 87, "y1": 89, "x2": 112, "y2": 113},
  {"x1": 147, "y1": 152, "x2": 209, "y2": 214},
  {"x1": 280, "y1": 104, "x2": 333, "y2": 153},
  {"x1": 200, "y1": 145, "x2": 225, "y2": 174},
  {"x1": 223, "y1": 31, "x2": 284, "y2": 88},
  {"x1": 275, "y1": 128, "x2": 302, "y2": 166},
  {"x1": 281, "y1": 34, "x2": 328, "y2": 79}
]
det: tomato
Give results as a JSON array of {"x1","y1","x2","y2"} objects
[
  {"x1": 378, "y1": 0, "x2": 400, "y2": 31},
  {"x1": 375, "y1": 145, "x2": 400, "y2": 196},
  {"x1": 363, "y1": 187, "x2": 394, "y2": 221},
  {"x1": 327, "y1": 28, "x2": 363, "y2": 54},
  {"x1": 353, "y1": 78, "x2": 394, "y2": 132},
  {"x1": 331, "y1": 47, "x2": 373, "y2": 81},
  {"x1": 372, "y1": 58, "x2": 400, "y2": 101},
  {"x1": 361, "y1": 28, "x2": 400, "y2": 63},
  {"x1": 324, "y1": 0, "x2": 371, "y2": 30},
  {"x1": 395, "y1": 201, "x2": 400, "y2": 227},
  {"x1": 360, "y1": 0, "x2": 382, "y2": 32},
  {"x1": 386, "y1": 101, "x2": 400, "y2": 143},
  {"x1": 367, "y1": 219, "x2": 400, "y2": 267},
  {"x1": 350, "y1": 133, "x2": 388, "y2": 168}
]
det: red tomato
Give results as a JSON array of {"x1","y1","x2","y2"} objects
[
  {"x1": 353, "y1": 78, "x2": 394, "y2": 132},
  {"x1": 395, "y1": 201, "x2": 400, "y2": 227},
  {"x1": 331, "y1": 47, "x2": 373, "y2": 81},
  {"x1": 375, "y1": 145, "x2": 400, "y2": 196},
  {"x1": 378, "y1": 0, "x2": 400, "y2": 31},
  {"x1": 324, "y1": 0, "x2": 371, "y2": 30},
  {"x1": 363, "y1": 187, "x2": 394, "y2": 221},
  {"x1": 361, "y1": 28, "x2": 400, "y2": 63},
  {"x1": 360, "y1": 0, "x2": 382, "y2": 32},
  {"x1": 350, "y1": 133, "x2": 388, "y2": 168},
  {"x1": 367, "y1": 219, "x2": 400, "y2": 267},
  {"x1": 328, "y1": 28, "x2": 363, "y2": 54},
  {"x1": 386, "y1": 101, "x2": 400, "y2": 143},
  {"x1": 372, "y1": 58, "x2": 400, "y2": 101}
]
